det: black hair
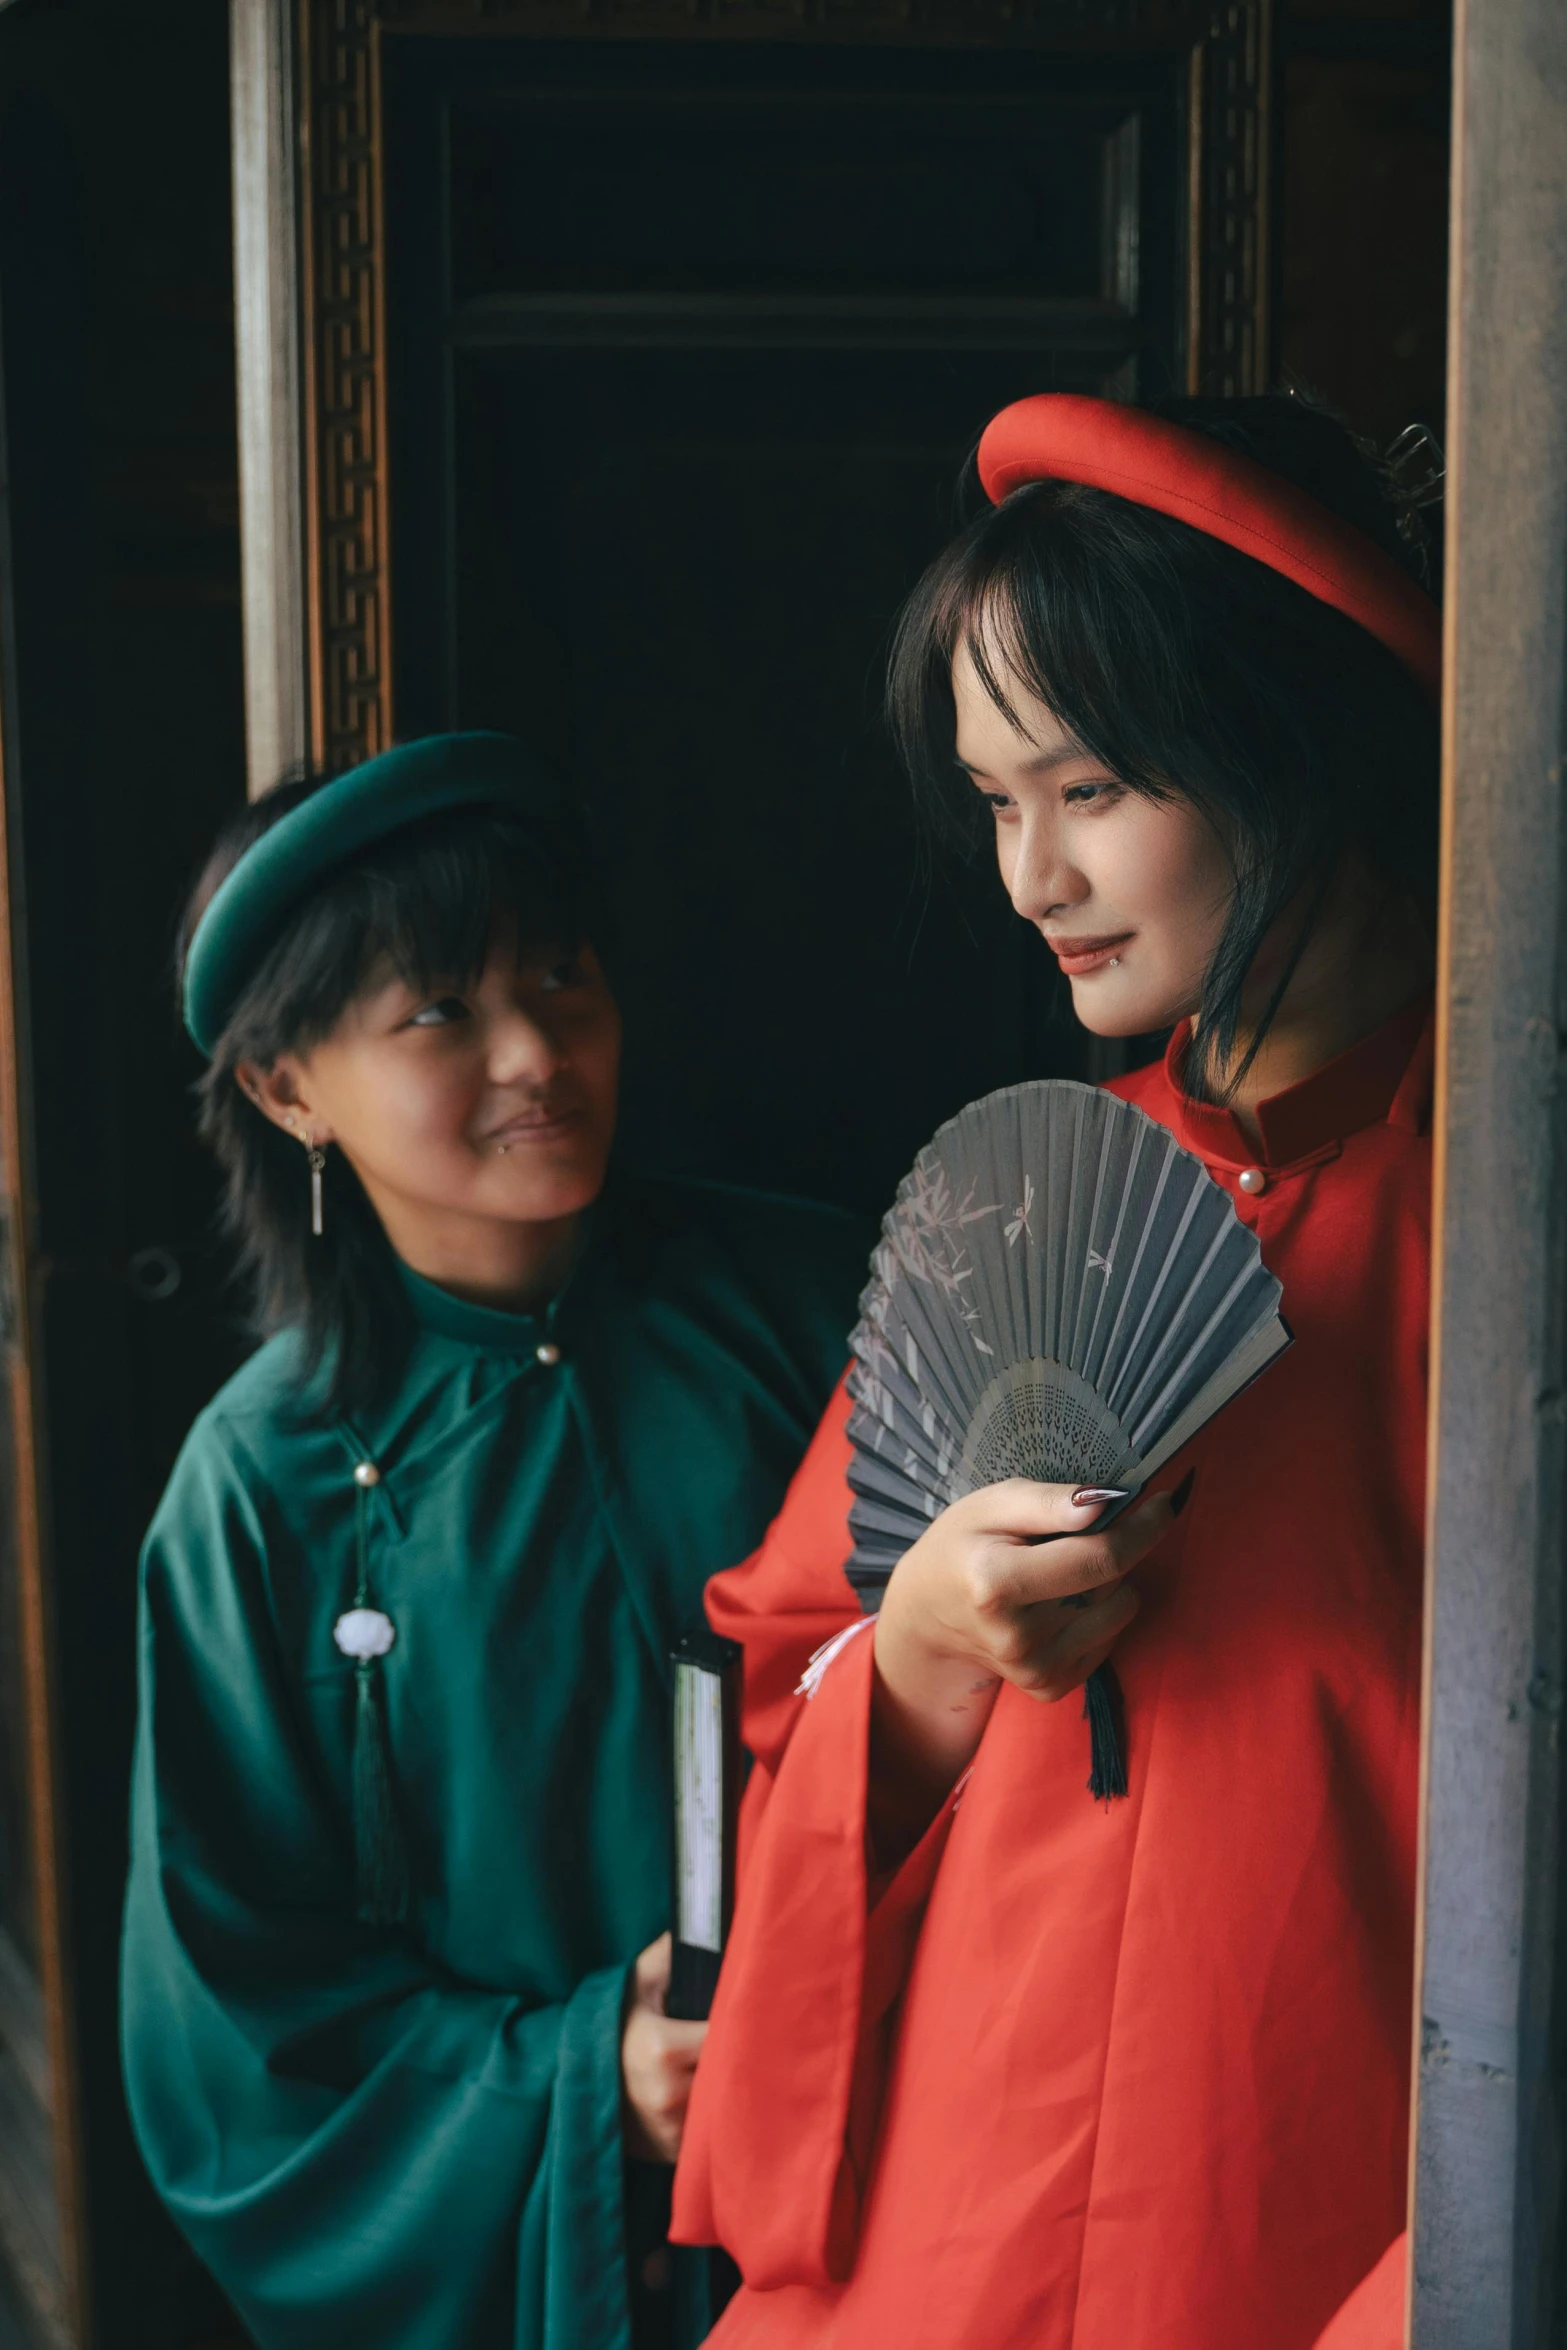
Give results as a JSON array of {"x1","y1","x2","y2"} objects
[
  {"x1": 179, "y1": 770, "x2": 608, "y2": 1420},
  {"x1": 886, "y1": 393, "x2": 1441, "y2": 1099}
]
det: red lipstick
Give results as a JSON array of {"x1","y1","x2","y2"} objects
[{"x1": 1045, "y1": 932, "x2": 1133, "y2": 978}]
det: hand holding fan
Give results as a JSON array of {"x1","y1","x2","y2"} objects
[{"x1": 845, "y1": 1080, "x2": 1291, "y2": 1796}]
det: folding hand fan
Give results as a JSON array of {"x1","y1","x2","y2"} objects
[{"x1": 845, "y1": 1080, "x2": 1291, "y2": 1797}]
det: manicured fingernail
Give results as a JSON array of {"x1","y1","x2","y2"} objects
[
  {"x1": 1169, "y1": 1469, "x2": 1196, "y2": 1518},
  {"x1": 1071, "y1": 1486, "x2": 1130, "y2": 1507}
]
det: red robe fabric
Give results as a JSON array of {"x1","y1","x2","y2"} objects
[
  {"x1": 1311, "y1": 2234, "x2": 1407, "y2": 2347},
  {"x1": 672, "y1": 1000, "x2": 1433, "y2": 2350}
]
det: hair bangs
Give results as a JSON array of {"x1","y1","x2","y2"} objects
[
  {"x1": 344, "y1": 813, "x2": 588, "y2": 1014},
  {"x1": 890, "y1": 483, "x2": 1202, "y2": 833},
  {"x1": 224, "y1": 807, "x2": 595, "y2": 1067}
]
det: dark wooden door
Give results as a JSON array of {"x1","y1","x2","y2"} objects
[
  {"x1": 0, "y1": 10, "x2": 253, "y2": 2340},
  {"x1": 356, "y1": 19, "x2": 1263, "y2": 1210}
]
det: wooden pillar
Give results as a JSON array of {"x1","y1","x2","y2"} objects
[
  {"x1": 1413, "y1": 0, "x2": 1567, "y2": 2332},
  {"x1": 230, "y1": 0, "x2": 308, "y2": 799}
]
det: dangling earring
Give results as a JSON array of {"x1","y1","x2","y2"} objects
[{"x1": 304, "y1": 1133, "x2": 327, "y2": 1237}]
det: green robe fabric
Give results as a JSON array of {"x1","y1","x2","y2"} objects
[{"x1": 122, "y1": 1177, "x2": 868, "y2": 2350}]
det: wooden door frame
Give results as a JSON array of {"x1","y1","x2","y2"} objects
[
  {"x1": 0, "y1": 287, "x2": 87, "y2": 2350},
  {"x1": 231, "y1": 0, "x2": 1274, "y2": 793},
  {"x1": 231, "y1": 0, "x2": 310, "y2": 809},
  {"x1": 1409, "y1": 0, "x2": 1567, "y2": 2333}
]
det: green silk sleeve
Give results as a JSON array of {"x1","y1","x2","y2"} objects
[{"x1": 121, "y1": 1432, "x2": 635, "y2": 2350}]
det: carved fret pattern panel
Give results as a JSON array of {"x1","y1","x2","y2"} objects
[
  {"x1": 1195, "y1": 0, "x2": 1269, "y2": 395},
  {"x1": 299, "y1": 0, "x2": 1270, "y2": 770},
  {"x1": 301, "y1": 0, "x2": 392, "y2": 772}
]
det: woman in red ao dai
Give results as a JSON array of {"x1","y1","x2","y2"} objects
[{"x1": 670, "y1": 394, "x2": 1440, "y2": 2350}]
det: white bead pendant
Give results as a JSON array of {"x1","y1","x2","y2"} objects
[{"x1": 334, "y1": 1607, "x2": 396, "y2": 1661}]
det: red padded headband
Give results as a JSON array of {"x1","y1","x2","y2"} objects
[{"x1": 977, "y1": 394, "x2": 1442, "y2": 700}]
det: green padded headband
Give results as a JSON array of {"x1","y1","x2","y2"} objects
[{"x1": 182, "y1": 732, "x2": 575, "y2": 1057}]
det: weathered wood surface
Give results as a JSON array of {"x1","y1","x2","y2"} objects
[
  {"x1": 1413, "y1": 0, "x2": 1567, "y2": 2334},
  {"x1": 231, "y1": 0, "x2": 308, "y2": 799}
]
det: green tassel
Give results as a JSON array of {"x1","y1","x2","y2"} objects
[{"x1": 353, "y1": 1657, "x2": 410, "y2": 1926}]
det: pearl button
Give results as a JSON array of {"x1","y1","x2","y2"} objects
[
  {"x1": 535, "y1": 1342, "x2": 562, "y2": 1367},
  {"x1": 352, "y1": 1460, "x2": 381, "y2": 1487},
  {"x1": 1238, "y1": 1166, "x2": 1267, "y2": 1196}
]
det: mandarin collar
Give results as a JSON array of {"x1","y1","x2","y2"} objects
[
  {"x1": 1162, "y1": 992, "x2": 1434, "y2": 1169},
  {"x1": 397, "y1": 1266, "x2": 545, "y2": 1352},
  {"x1": 395, "y1": 1205, "x2": 596, "y2": 1353}
]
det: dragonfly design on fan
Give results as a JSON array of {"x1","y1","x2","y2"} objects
[{"x1": 1005, "y1": 1175, "x2": 1036, "y2": 1246}]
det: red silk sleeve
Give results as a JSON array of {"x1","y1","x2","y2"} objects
[
  {"x1": 671, "y1": 1373, "x2": 961, "y2": 2285},
  {"x1": 703, "y1": 1373, "x2": 863, "y2": 1872}
]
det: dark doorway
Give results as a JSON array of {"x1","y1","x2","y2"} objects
[{"x1": 383, "y1": 41, "x2": 1193, "y2": 1211}]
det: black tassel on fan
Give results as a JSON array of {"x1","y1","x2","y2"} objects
[{"x1": 1083, "y1": 1664, "x2": 1128, "y2": 1802}]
